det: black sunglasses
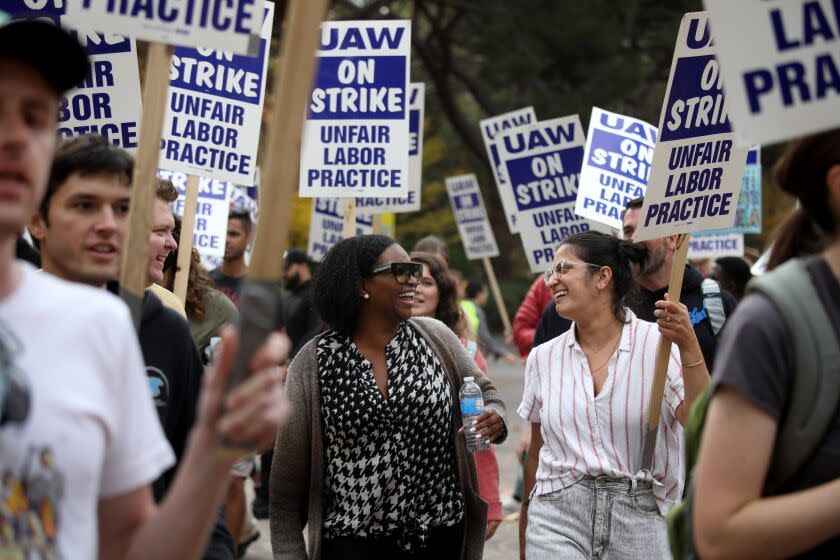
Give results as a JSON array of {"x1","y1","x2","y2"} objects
[{"x1": 370, "y1": 262, "x2": 423, "y2": 284}]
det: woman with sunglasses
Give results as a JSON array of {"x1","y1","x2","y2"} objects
[
  {"x1": 410, "y1": 251, "x2": 504, "y2": 541},
  {"x1": 270, "y1": 235, "x2": 507, "y2": 560},
  {"x1": 518, "y1": 231, "x2": 708, "y2": 560}
]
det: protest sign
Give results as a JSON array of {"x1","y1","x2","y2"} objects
[
  {"x1": 308, "y1": 198, "x2": 374, "y2": 261},
  {"x1": 704, "y1": 0, "x2": 840, "y2": 146},
  {"x1": 634, "y1": 12, "x2": 749, "y2": 242},
  {"x1": 6, "y1": 1, "x2": 142, "y2": 152},
  {"x1": 160, "y1": 170, "x2": 231, "y2": 260},
  {"x1": 445, "y1": 174, "x2": 500, "y2": 260},
  {"x1": 715, "y1": 146, "x2": 762, "y2": 234},
  {"x1": 159, "y1": 2, "x2": 273, "y2": 184},
  {"x1": 63, "y1": 0, "x2": 261, "y2": 54},
  {"x1": 575, "y1": 108, "x2": 657, "y2": 230},
  {"x1": 499, "y1": 115, "x2": 605, "y2": 274},
  {"x1": 688, "y1": 232, "x2": 744, "y2": 259},
  {"x1": 354, "y1": 82, "x2": 425, "y2": 214},
  {"x1": 480, "y1": 107, "x2": 538, "y2": 233},
  {"x1": 299, "y1": 20, "x2": 412, "y2": 199}
]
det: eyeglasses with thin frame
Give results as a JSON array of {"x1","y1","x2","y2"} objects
[
  {"x1": 370, "y1": 262, "x2": 423, "y2": 284},
  {"x1": 543, "y1": 259, "x2": 602, "y2": 285}
]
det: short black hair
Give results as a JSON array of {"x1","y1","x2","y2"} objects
[
  {"x1": 625, "y1": 196, "x2": 644, "y2": 210},
  {"x1": 228, "y1": 208, "x2": 253, "y2": 233},
  {"x1": 715, "y1": 256, "x2": 752, "y2": 287},
  {"x1": 313, "y1": 234, "x2": 395, "y2": 338},
  {"x1": 465, "y1": 280, "x2": 484, "y2": 299},
  {"x1": 40, "y1": 134, "x2": 133, "y2": 221}
]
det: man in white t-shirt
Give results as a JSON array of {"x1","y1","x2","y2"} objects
[{"x1": 0, "y1": 16, "x2": 289, "y2": 559}]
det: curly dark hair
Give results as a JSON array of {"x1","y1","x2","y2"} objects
[
  {"x1": 313, "y1": 234, "x2": 395, "y2": 338},
  {"x1": 410, "y1": 251, "x2": 467, "y2": 337},
  {"x1": 162, "y1": 216, "x2": 214, "y2": 320}
]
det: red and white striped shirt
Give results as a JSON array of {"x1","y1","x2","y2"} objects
[{"x1": 517, "y1": 310, "x2": 685, "y2": 514}]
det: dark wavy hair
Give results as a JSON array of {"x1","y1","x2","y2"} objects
[
  {"x1": 558, "y1": 231, "x2": 649, "y2": 321},
  {"x1": 410, "y1": 251, "x2": 467, "y2": 337},
  {"x1": 162, "y1": 216, "x2": 214, "y2": 320},
  {"x1": 773, "y1": 128, "x2": 840, "y2": 236},
  {"x1": 314, "y1": 234, "x2": 395, "y2": 338}
]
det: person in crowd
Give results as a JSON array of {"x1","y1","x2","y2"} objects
[
  {"x1": 622, "y1": 196, "x2": 738, "y2": 369},
  {"x1": 210, "y1": 208, "x2": 252, "y2": 306},
  {"x1": 413, "y1": 234, "x2": 449, "y2": 263},
  {"x1": 710, "y1": 256, "x2": 753, "y2": 302},
  {"x1": 14, "y1": 234, "x2": 39, "y2": 267},
  {"x1": 0, "y1": 19, "x2": 287, "y2": 559},
  {"x1": 271, "y1": 235, "x2": 507, "y2": 559},
  {"x1": 512, "y1": 276, "x2": 553, "y2": 358},
  {"x1": 411, "y1": 252, "x2": 503, "y2": 541},
  {"x1": 464, "y1": 280, "x2": 518, "y2": 365},
  {"x1": 519, "y1": 231, "x2": 709, "y2": 559},
  {"x1": 29, "y1": 135, "x2": 240, "y2": 558},
  {"x1": 160, "y1": 217, "x2": 239, "y2": 361},
  {"x1": 693, "y1": 129, "x2": 840, "y2": 558}
]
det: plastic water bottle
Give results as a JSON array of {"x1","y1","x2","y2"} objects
[{"x1": 460, "y1": 376, "x2": 489, "y2": 452}]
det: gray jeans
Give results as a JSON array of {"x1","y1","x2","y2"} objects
[{"x1": 526, "y1": 476, "x2": 671, "y2": 560}]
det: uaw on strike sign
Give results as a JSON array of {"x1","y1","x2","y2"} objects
[
  {"x1": 300, "y1": 20, "x2": 411, "y2": 199},
  {"x1": 159, "y1": 1, "x2": 274, "y2": 184},
  {"x1": 635, "y1": 12, "x2": 748, "y2": 242},
  {"x1": 7, "y1": 1, "x2": 142, "y2": 153}
]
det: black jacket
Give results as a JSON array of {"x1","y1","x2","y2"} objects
[
  {"x1": 532, "y1": 266, "x2": 737, "y2": 368},
  {"x1": 110, "y1": 287, "x2": 234, "y2": 559},
  {"x1": 284, "y1": 279, "x2": 317, "y2": 358}
]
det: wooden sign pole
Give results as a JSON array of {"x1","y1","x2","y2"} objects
[
  {"x1": 342, "y1": 198, "x2": 357, "y2": 238},
  {"x1": 482, "y1": 257, "x2": 512, "y2": 336},
  {"x1": 119, "y1": 42, "x2": 172, "y2": 330},
  {"x1": 371, "y1": 213, "x2": 383, "y2": 234},
  {"x1": 173, "y1": 174, "x2": 200, "y2": 303},
  {"x1": 640, "y1": 232, "x2": 690, "y2": 469},
  {"x1": 224, "y1": 0, "x2": 328, "y2": 397}
]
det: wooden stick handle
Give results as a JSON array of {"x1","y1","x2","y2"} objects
[
  {"x1": 173, "y1": 174, "x2": 200, "y2": 303},
  {"x1": 482, "y1": 257, "x2": 512, "y2": 335},
  {"x1": 640, "y1": 232, "x2": 691, "y2": 470},
  {"x1": 119, "y1": 42, "x2": 171, "y2": 329},
  {"x1": 247, "y1": 0, "x2": 329, "y2": 280},
  {"x1": 342, "y1": 198, "x2": 356, "y2": 239}
]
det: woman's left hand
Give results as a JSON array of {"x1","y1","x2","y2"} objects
[
  {"x1": 471, "y1": 409, "x2": 505, "y2": 444},
  {"x1": 653, "y1": 294, "x2": 696, "y2": 350}
]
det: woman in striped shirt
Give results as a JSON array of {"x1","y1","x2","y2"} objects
[{"x1": 518, "y1": 231, "x2": 710, "y2": 560}]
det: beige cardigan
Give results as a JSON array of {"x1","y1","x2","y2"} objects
[{"x1": 269, "y1": 316, "x2": 508, "y2": 559}]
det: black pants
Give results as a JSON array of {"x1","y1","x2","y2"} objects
[{"x1": 322, "y1": 523, "x2": 464, "y2": 560}]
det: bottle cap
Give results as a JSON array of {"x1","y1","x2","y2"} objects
[{"x1": 464, "y1": 376, "x2": 474, "y2": 383}]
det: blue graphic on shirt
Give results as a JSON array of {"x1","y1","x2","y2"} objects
[{"x1": 689, "y1": 301, "x2": 708, "y2": 326}]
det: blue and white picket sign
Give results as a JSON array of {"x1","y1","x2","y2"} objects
[
  {"x1": 159, "y1": 169, "x2": 231, "y2": 261},
  {"x1": 688, "y1": 232, "x2": 744, "y2": 260},
  {"x1": 575, "y1": 107, "x2": 658, "y2": 230},
  {"x1": 299, "y1": 20, "x2": 412, "y2": 199},
  {"x1": 307, "y1": 198, "x2": 374, "y2": 262},
  {"x1": 229, "y1": 184, "x2": 259, "y2": 223},
  {"x1": 714, "y1": 146, "x2": 762, "y2": 234},
  {"x1": 444, "y1": 174, "x2": 499, "y2": 260},
  {"x1": 498, "y1": 115, "x2": 606, "y2": 274},
  {"x1": 159, "y1": 2, "x2": 273, "y2": 184},
  {"x1": 354, "y1": 82, "x2": 424, "y2": 214},
  {"x1": 704, "y1": 0, "x2": 840, "y2": 146},
  {"x1": 480, "y1": 107, "x2": 538, "y2": 233},
  {"x1": 6, "y1": 1, "x2": 142, "y2": 153},
  {"x1": 63, "y1": 0, "x2": 262, "y2": 54},
  {"x1": 634, "y1": 12, "x2": 749, "y2": 242}
]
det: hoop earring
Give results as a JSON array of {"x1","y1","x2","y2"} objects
[{"x1": 594, "y1": 287, "x2": 601, "y2": 297}]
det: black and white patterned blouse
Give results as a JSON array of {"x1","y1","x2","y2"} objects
[{"x1": 317, "y1": 321, "x2": 464, "y2": 549}]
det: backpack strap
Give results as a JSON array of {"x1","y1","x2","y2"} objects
[
  {"x1": 748, "y1": 259, "x2": 840, "y2": 492},
  {"x1": 700, "y1": 278, "x2": 726, "y2": 336}
]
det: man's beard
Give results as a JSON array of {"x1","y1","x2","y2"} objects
[
  {"x1": 284, "y1": 271, "x2": 300, "y2": 290},
  {"x1": 641, "y1": 239, "x2": 668, "y2": 276}
]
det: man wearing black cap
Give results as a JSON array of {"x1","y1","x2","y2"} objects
[{"x1": 0, "y1": 15, "x2": 288, "y2": 560}]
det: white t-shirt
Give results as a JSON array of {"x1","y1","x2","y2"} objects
[
  {"x1": 0, "y1": 263, "x2": 174, "y2": 558},
  {"x1": 518, "y1": 309, "x2": 685, "y2": 514}
]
